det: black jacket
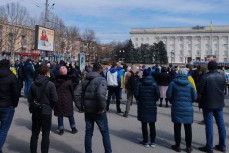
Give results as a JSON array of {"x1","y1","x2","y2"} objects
[
  {"x1": 134, "y1": 76, "x2": 160, "y2": 122},
  {"x1": 197, "y1": 70, "x2": 225, "y2": 109},
  {"x1": 157, "y1": 72, "x2": 171, "y2": 86},
  {"x1": 28, "y1": 75, "x2": 58, "y2": 115},
  {"x1": 0, "y1": 68, "x2": 19, "y2": 108},
  {"x1": 54, "y1": 75, "x2": 74, "y2": 117},
  {"x1": 74, "y1": 72, "x2": 107, "y2": 114}
]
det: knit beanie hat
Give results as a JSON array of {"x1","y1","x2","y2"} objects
[
  {"x1": 143, "y1": 69, "x2": 151, "y2": 77},
  {"x1": 59, "y1": 66, "x2": 67, "y2": 75}
]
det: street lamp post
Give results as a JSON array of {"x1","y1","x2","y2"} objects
[{"x1": 119, "y1": 50, "x2": 125, "y2": 62}]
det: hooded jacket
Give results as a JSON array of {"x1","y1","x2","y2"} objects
[
  {"x1": 28, "y1": 75, "x2": 58, "y2": 115},
  {"x1": 166, "y1": 74, "x2": 197, "y2": 123},
  {"x1": 0, "y1": 68, "x2": 19, "y2": 108},
  {"x1": 106, "y1": 68, "x2": 120, "y2": 87},
  {"x1": 74, "y1": 71, "x2": 107, "y2": 114},
  {"x1": 54, "y1": 75, "x2": 74, "y2": 117},
  {"x1": 135, "y1": 76, "x2": 160, "y2": 122}
]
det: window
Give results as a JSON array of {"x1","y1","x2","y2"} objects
[
  {"x1": 179, "y1": 57, "x2": 183, "y2": 62},
  {"x1": 214, "y1": 44, "x2": 218, "y2": 48},
  {"x1": 180, "y1": 50, "x2": 183, "y2": 55},
  {"x1": 188, "y1": 50, "x2": 191, "y2": 54},
  {"x1": 180, "y1": 44, "x2": 183, "y2": 49},
  {"x1": 196, "y1": 51, "x2": 200, "y2": 55},
  {"x1": 146, "y1": 37, "x2": 149, "y2": 41},
  {"x1": 135, "y1": 38, "x2": 138, "y2": 41},
  {"x1": 224, "y1": 51, "x2": 227, "y2": 55},
  {"x1": 135, "y1": 43, "x2": 138, "y2": 47},
  {"x1": 141, "y1": 37, "x2": 144, "y2": 41},
  {"x1": 205, "y1": 44, "x2": 209, "y2": 48},
  {"x1": 224, "y1": 58, "x2": 227, "y2": 62}
]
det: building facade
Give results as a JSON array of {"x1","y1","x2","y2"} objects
[{"x1": 130, "y1": 26, "x2": 229, "y2": 63}]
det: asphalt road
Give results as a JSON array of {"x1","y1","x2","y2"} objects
[{"x1": 3, "y1": 93, "x2": 229, "y2": 153}]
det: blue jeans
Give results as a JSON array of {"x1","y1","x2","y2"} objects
[
  {"x1": 203, "y1": 108, "x2": 226, "y2": 150},
  {"x1": 0, "y1": 107, "x2": 15, "y2": 152},
  {"x1": 24, "y1": 79, "x2": 33, "y2": 97},
  {"x1": 85, "y1": 112, "x2": 112, "y2": 153},
  {"x1": 58, "y1": 116, "x2": 76, "y2": 130}
]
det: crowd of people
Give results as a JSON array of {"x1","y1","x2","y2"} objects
[{"x1": 0, "y1": 58, "x2": 227, "y2": 153}]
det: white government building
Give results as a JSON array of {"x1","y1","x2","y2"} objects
[{"x1": 130, "y1": 25, "x2": 229, "y2": 64}]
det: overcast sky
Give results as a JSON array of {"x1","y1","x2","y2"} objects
[{"x1": 1, "y1": 0, "x2": 229, "y2": 43}]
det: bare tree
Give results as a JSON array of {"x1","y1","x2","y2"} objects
[{"x1": 0, "y1": 2, "x2": 30, "y2": 60}]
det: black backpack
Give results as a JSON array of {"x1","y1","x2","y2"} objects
[{"x1": 128, "y1": 71, "x2": 139, "y2": 90}]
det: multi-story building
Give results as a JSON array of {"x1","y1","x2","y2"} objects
[{"x1": 130, "y1": 25, "x2": 229, "y2": 63}]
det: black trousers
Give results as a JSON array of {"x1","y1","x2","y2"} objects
[
  {"x1": 106, "y1": 86, "x2": 121, "y2": 112},
  {"x1": 141, "y1": 122, "x2": 156, "y2": 143},
  {"x1": 30, "y1": 112, "x2": 52, "y2": 153},
  {"x1": 174, "y1": 123, "x2": 192, "y2": 147}
]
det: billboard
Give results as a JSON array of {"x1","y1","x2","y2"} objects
[
  {"x1": 35, "y1": 25, "x2": 55, "y2": 51},
  {"x1": 78, "y1": 53, "x2": 86, "y2": 71}
]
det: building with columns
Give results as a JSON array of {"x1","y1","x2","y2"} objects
[{"x1": 130, "y1": 26, "x2": 229, "y2": 63}]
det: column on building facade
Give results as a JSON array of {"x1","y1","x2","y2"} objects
[
  {"x1": 218, "y1": 36, "x2": 223, "y2": 62},
  {"x1": 174, "y1": 36, "x2": 179, "y2": 63},
  {"x1": 183, "y1": 36, "x2": 188, "y2": 63},
  {"x1": 227, "y1": 36, "x2": 229, "y2": 61},
  {"x1": 166, "y1": 36, "x2": 171, "y2": 63},
  {"x1": 200, "y1": 36, "x2": 205, "y2": 61},
  {"x1": 191, "y1": 36, "x2": 196, "y2": 61}
]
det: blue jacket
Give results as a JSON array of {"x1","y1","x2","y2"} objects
[
  {"x1": 166, "y1": 74, "x2": 197, "y2": 123},
  {"x1": 23, "y1": 61, "x2": 35, "y2": 81},
  {"x1": 135, "y1": 76, "x2": 160, "y2": 122}
]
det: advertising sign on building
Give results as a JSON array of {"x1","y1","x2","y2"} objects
[
  {"x1": 78, "y1": 52, "x2": 86, "y2": 71},
  {"x1": 35, "y1": 25, "x2": 55, "y2": 51}
]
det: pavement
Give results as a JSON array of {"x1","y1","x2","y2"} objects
[{"x1": 3, "y1": 92, "x2": 229, "y2": 153}]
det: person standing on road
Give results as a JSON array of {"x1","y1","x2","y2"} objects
[
  {"x1": 0, "y1": 59, "x2": 19, "y2": 153},
  {"x1": 74, "y1": 63, "x2": 112, "y2": 153},
  {"x1": 197, "y1": 61, "x2": 227, "y2": 153},
  {"x1": 123, "y1": 65, "x2": 141, "y2": 117},
  {"x1": 23, "y1": 59, "x2": 35, "y2": 97},
  {"x1": 166, "y1": 69, "x2": 197, "y2": 153},
  {"x1": 106, "y1": 62, "x2": 122, "y2": 113},
  {"x1": 134, "y1": 69, "x2": 160, "y2": 148},
  {"x1": 28, "y1": 65, "x2": 58, "y2": 153},
  {"x1": 157, "y1": 66, "x2": 171, "y2": 107},
  {"x1": 54, "y1": 66, "x2": 77, "y2": 135}
]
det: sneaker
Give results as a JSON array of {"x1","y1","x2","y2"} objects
[
  {"x1": 197, "y1": 120, "x2": 205, "y2": 125},
  {"x1": 150, "y1": 142, "x2": 156, "y2": 148},
  {"x1": 171, "y1": 145, "x2": 181, "y2": 152},
  {"x1": 198, "y1": 146, "x2": 213, "y2": 153},
  {"x1": 214, "y1": 145, "x2": 226, "y2": 153},
  {"x1": 71, "y1": 128, "x2": 78, "y2": 134},
  {"x1": 123, "y1": 112, "x2": 128, "y2": 118},
  {"x1": 186, "y1": 147, "x2": 193, "y2": 153},
  {"x1": 59, "y1": 129, "x2": 64, "y2": 135},
  {"x1": 139, "y1": 141, "x2": 149, "y2": 148},
  {"x1": 117, "y1": 110, "x2": 123, "y2": 113}
]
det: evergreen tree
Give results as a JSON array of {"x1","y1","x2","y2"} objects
[
  {"x1": 158, "y1": 41, "x2": 168, "y2": 64},
  {"x1": 124, "y1": 39, "x2": 135, "y2": 63}
]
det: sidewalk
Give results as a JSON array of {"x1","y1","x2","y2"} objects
[{"x1": 3, "y1": 94, "x2": 229, "y2": 153}]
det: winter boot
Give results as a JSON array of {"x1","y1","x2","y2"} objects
[{"x1": 159, "y1": 98, "x2": 163, "y2": 107}]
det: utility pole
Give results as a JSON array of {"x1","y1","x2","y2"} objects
[{"x1": 44, "y1": 0, "x2": 48, "y2": 27}]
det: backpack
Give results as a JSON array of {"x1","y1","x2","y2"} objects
[{"x1": 127, "y1": 71, "x2": 139, "y2": 90}]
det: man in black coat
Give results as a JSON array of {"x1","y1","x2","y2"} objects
[
  {"x1": 0, "y1": 59, "x2": 19, "y2": 153},
  {"x1": 198, "y1": 61, "x2": 227, "y2": 153},
  {"x1": 74, "y1": 63, "x2": 112, "y2": 153},
  {"x1": 28, "y1": 65, "x2": 58, "y2": 153}
]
